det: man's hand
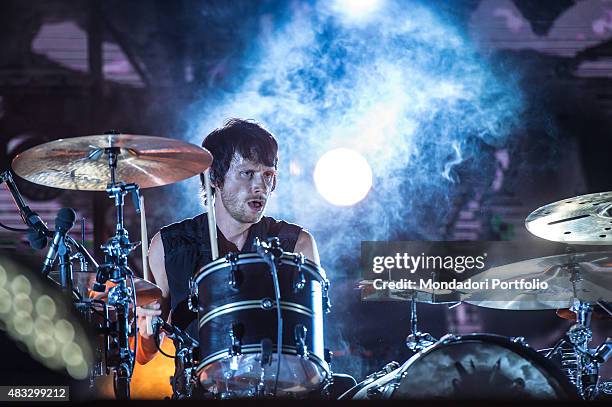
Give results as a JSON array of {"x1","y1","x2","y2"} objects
[{"x1": 136, "y1": 302, "x2": 162, "y2": 339}]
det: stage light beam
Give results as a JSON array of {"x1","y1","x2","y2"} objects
[{"x1": 314, "y1": 148, "x2": 373, "y2": 206}]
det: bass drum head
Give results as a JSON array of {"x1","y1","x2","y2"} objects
[
  {"x1": 199, "y1": 352, "x2": 328, "y2": 397},
  {"x1": 353, "y1": 334, "x2": 576, "y2": 400}
]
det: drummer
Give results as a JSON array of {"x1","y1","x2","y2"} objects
[{"x1": 136, "y1": 118, "x2": 320, "y2": 364}]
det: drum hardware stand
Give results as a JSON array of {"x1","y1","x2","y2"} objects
[
  {"x1": 152, "y1": 317, "x2": 200, "y2": 399},
  {"x1": 545, "y1": 298, "x2": 611, "y2": 400},
  {"x1": 88, "y1": 145, "x2": 142, "y2": 400},
  {"x1": 405, "y1": 291, "x2": 437, "y2": 352}
]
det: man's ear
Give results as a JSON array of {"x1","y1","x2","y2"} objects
[
  {"x1": 200, "y1": 172, "x2": 221, "y2": 194},
  {"x1": 271, "y1": 174, "x2": 277, "y2": 192}
]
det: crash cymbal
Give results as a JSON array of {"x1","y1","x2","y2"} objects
[
  {"x1": 12, "y1": 134, "x2": 212, "y2": 190},
  {"x1": 464, "y1": 251, "x2": 612, "y2": 310},
  {"x1": 49, "y1": 271, "x2": 161, "y2": 306},
  {"x1": 525, "y1": 191, "x2": 612, "y2": 245},
  {"x1": 359, "y1": 280, "x2": 460, "y2": 304}
]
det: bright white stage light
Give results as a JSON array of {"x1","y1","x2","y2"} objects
[
  {"x1": 333, "y1": 0, "x2": 384, "y2": 21},
  {"x1": 314, "y1": 148, "x2": 373, "y2": 206}
]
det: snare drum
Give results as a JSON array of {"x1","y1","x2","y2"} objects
[
  {"x1": 191, "y1": 252, "x2": 331, "y2": 397},
  {"x1": 342, "y1": 334, "x2": 577, "y2": 400}
]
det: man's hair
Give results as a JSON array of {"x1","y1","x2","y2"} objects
[{"x1": 200, "y1": 118, "x2": 278, "y2": 197}]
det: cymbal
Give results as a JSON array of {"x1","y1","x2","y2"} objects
[
  {"x1": 12, "y1": 134, "x2": 213, "y2": 190},
  {"x1": 525, "y1": 191, "x2": 612, "y2": 245},
  {"x1": 359, "y1": 280, "x2": 460, "y2": 304},
  {"x1": 49, "y1": 271, "x2": 162, "y2": 306},
  {"x1": 464, "y1": 251, "x2": 612, "y2": 310}
]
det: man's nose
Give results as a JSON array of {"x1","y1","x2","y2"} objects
[{"x1": 251, "y1": 173, "x2": 268, "y2": 194}]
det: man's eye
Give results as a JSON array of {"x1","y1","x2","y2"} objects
[{"x1": 241, "y1": 170, "x2": 254, "y2": 178}]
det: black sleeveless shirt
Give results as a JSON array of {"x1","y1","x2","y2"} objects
[{"x1": 160, "y1": 213, "x2": 302, "y2": 337}]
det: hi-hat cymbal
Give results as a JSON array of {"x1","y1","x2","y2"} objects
[
  {"x1": 12, "y1": 134, "x2": 213, "y2": 190},
  {"x1": 49, "y1": 271, "x2": 162, "y2": 306},
  {"x1": 464, "y1": 251, "x2": 612, "y2": 310},
  {"x1": 525, "y1": 191, "x2": 612, "y2": 244}
]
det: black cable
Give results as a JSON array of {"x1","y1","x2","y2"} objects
[
  {"x1": 0, "y1": 221, "x2": 28, "y2": 232},
  {"x1": 270, "y1": 260, "x2": 282, "y2": 396},
  {"x1": 154, "y1": 326, "x2": 176, "y2": 359}
]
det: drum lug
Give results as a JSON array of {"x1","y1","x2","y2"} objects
[
  {"x1": 187, "y1": 277, "x2": 198, "y2": 313},
  {"x1": 324, "y1": 348, "x2": 333, "y2": 363},
  {"x1": 438, "y1": 333, "x2": 458, "y2": 345},
  {"x1": 294, "y1": 324, "x2": 308, "y2": 357},
  {"x1": 323, "y1": 280, "x2": 332, "y2": 313},
  {"x1": 293, "y1": 254, "x2": 306, "y2": 292},
  {"x1": 511, "y1": 336, "x2": 529, "y2": 347},
  {"x1": 261, "y1": 338, "x2": 273, "y2": 366},
  {"x1": 228, "y1": 322, "x2": 244, "y2": 356},
  {"x1": 226, "y1": 253, "x2": 241, "y2": 289},
  {"x1": 365, "y1": 361, "x2": 400, "y2": 381},
  {"x1": 382, "y1": 361, "x2": 400, "y2": 374}
]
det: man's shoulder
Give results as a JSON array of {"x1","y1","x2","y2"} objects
[
  {"x1": 261, "y1": 215, "x2": 303, "y2": 234},
  {"x1": 161, "y1": 213, "x2": 207, "y2": 235}
]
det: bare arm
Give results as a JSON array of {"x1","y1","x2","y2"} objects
[
  {"x1": 136, "y1": 231, "x2": 171, "y2": 364},
  {"x1": 294, "y1": 229, "x2": 320, "y2": 266}
]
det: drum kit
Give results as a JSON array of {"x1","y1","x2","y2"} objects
[
  {"x1": 0, "y1": 132, "x2": 611, "y2": 400},
  {"x1": 355, "y1": 194, "x2": 612, "y2": 400}
]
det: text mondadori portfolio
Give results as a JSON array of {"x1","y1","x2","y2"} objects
[{"x1": 372, "y1": 278, "x2": 549, "y2": 290}]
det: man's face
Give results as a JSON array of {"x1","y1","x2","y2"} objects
[{"x1": 216, "y1": 153, "x2": 276, "y2": 224}]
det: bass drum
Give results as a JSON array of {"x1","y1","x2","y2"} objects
[
  {"x1": 343, "y1": 334, "x2": 577, "y2": 400},
  {"x1": 192, "y1": 252, "x2": 331, "y2": 398}
]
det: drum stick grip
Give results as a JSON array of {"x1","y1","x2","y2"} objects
[
  {"x1": 140, "y1": 195, "x2": 150, "y2": 281},
  {"x1": 204, "y1": 169, "x2": 219, "y2": 260},
  {"x1": 145, "y1": 315, "x2": 153, "y2": 336}
]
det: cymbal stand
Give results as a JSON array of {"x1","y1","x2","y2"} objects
[
  {"x1": 542, "y1": 264, "x2": 611, "y2": 399},
  {"x1": 405, "y1": 291, "x2": 436, "y2": 352},
  {"x1": 562, "y1": 300, "x2": 595, "y2": 399},
  {"x1": 91, "y1": 146, "x2": 141, "y2": 400}
]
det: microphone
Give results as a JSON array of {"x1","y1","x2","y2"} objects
[
  {"x1": 42, "y1": 208, "x2": 76, "y2": 276},
  {"x1": 26, "y1": 227, "x2": 47, "y2": 250},
  {"x1": 152, "y1": 316, "x2": 199, "y2": 347},
  {"x1": 1, "y1": 171, "x2": 50, "y2": 235}
]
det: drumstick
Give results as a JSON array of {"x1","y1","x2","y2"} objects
[
  {"x1": 139, "y1": 194, "x2": 153, "y2": 336},
  {"x1": 204, "y1": 169, "x2": 219, "y2": 260}
]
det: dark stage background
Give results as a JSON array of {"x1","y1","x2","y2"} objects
[{"x1": 0, "y1": 0, "x2": 611, "y2": 396}]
